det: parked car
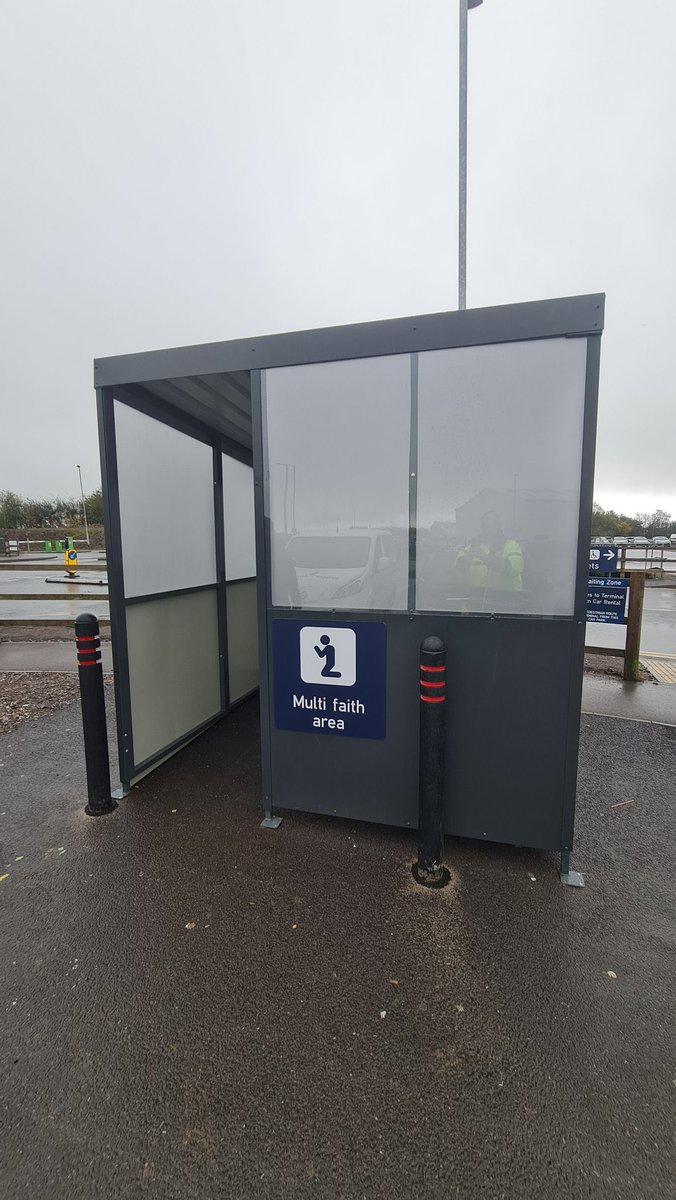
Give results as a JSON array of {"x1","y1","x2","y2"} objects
[
  {"x1": 633, "y1": 536, "x2": 649, "y2": 546},
  {"x1": 614, "y1": 536, "x2": 628, "y2": 546},
  {"x1": 652, "y1": 536, "x2": 670, "y2": 546}
]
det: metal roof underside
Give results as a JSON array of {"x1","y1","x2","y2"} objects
[{"x1": 117, "y1": 371, "x2": 252, "y2": 449}]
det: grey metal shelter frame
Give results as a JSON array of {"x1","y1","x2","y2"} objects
[{"x1": 96, "y1": 293, "x2": 604, "y2": 862}]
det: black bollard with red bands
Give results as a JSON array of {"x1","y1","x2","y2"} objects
[
  {"x1": 75, "y1": 613, "x2": 116, "y2": 816},
  {"x1": 413, "y1": 635, "x2": 449, "y2": 888}
]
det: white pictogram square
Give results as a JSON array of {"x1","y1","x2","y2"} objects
[{"x1": 299, "y1": 626, "x2": 356, "y2": 687}]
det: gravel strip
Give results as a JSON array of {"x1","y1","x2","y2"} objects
[
  {"x1": 0, "y1": 624, "x2": 111, "y2": 642},
  {"x1": 0, "y1": 671, "x2": 113, "y2": 734},
  {"x1": 584, "y1": 651, "x2": 653, "y2": 680}
]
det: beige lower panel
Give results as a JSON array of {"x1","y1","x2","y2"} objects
[{"x1": 126, "y1": 589, "x2": 221, "y2": 765}]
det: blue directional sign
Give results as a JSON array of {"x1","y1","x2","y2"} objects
[
  {"x1": 587, "y1": 577, "x2": 629, "y2": 623},
  {"x1": 589, "y1": 546, "x2": 618, "y2": 573},
  {"x1": 272, "y1": 619, "x2": 386, "y2": 738}
]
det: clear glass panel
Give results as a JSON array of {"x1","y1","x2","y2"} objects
[
  {"x1": 226, "y1": 580, "x2": 258, "y2": 701},
  {"x1": 115, "y1": 401, "x2": 216, "y2": 598},
  {"x1": 416, "y1": 337, "x2": 587, "y2": 616},
  {"x1": 223, "y1": 454, "x2": 256, "y2": 581},
  {"x1": 126, "y1": 589, "x2": 221, "y2": 765},
  {"x1": 265, "y1": 355, "x2": 410, "y2": 610}
]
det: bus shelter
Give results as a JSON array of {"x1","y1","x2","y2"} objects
[{"x1": 95, "y1": 293, "x2": 604, "y2": 866}]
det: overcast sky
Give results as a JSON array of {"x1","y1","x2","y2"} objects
[{"x1": 1, "y1": 0, "x2": 674, "y2": 516}]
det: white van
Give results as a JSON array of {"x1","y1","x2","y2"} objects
[{"x1": 286, "y1": 530, "x2": 398, "y2": 609}]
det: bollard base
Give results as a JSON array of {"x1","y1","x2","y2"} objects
[
  {"x1": 411, "y1": 863, "x2": 451, "y2": 890},
  {"x1": 85, "y1": 798, "x2": 118, "y2": 818}
]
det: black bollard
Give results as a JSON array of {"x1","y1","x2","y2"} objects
[
  {"x1": 412, "y1": 635, "x2": 449, "y2": 888},
  {"x1": 75, "y1": 613, "x2": 116, "y2": 817}
]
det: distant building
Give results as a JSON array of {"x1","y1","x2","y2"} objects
[{"x1": 455, "y1": 487, "x2": 578, "y2": 546}]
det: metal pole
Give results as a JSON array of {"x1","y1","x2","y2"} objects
[
  {"x1": 75, "y1": 464, "x2": 90, "y2": 548},
  {"x1": 413, "y1": 636, "x2": 450, "y2": 888},
  {"x1": 75, "y1": 612, "x2": 116, "y2": 816},
  {"x1": 458, "y1": 0, "x2": 468, "y2": 310},
  {"x1": 291, "y1": 465, "x2": 297, "y2": 535},
  {"x1": 283, "y1": 465, "x2": 289, "y2": 536},
  {"x1": 458, "y1": 0, "x2": 482, "y2": 310}
]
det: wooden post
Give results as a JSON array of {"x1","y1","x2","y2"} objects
[{"x1": 624, "y1": 571, "x2": 646, "y2": 682}]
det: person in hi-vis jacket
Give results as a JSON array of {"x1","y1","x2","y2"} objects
[{"x1": 456, "y1": 510, "x2": 523, "y2": 608}]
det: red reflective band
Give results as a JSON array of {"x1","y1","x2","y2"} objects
[
  {"x1": 420, "y1": 664, "x2": 445, "y2": 672},
  {"x1": 78, "y1": 660, "x2": 100, "y2": 667},
  {"x1": 420, "y1": 679, "x2": 445, "y2": 688},
  {"x1": 76, "y1": 635, "x2": 98, "y2": 643},
  {"x1": 420, "y1": 694, "x2": 445, "y2": 703}
]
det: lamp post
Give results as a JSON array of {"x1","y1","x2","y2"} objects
[
  {"x1": 458, "y1": 0, "x2": 482, "y2": 311},
  {"x1": 75, "y1": 464, "x2": 90, "y2": 548},
  {"x1": 276, "y1": 463, "x2": 297, "y2": 536}
]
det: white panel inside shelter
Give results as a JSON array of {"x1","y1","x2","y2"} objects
[
  {"x1": 115, "y1": 401, "x2": 217, "y2": 598},
  {"x1": 223, "y1": 455, "x2": 256, "y2": 580}
]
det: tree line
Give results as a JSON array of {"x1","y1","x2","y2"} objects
[
  {"x1": 592, "y1": 502, "x2": 673, "y2": 538},
  {"x1": 1, "y1": 488, "x2": 672, "y2": 538},
  {"x1": 0, "y1": 488, "x2": 104, "y2": 529}
]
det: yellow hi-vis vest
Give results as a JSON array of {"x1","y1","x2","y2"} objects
[{"x1": 465, "y1": 539, "x2": 524, "y2": 593}]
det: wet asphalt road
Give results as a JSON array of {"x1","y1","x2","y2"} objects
[{"x1": 1, "y1": 697, "x2": 675, "y2": 1199}]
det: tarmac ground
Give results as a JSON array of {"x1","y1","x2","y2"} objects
[{"x1": 1, "y1": 692, "x2": 674, "y2": 1199}]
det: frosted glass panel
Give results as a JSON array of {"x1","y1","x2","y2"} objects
[
  {"x1": 416, "y1": 338, "x2": 587, "y2": 616},
  {"x1": 226, "y1": 580, "x2": 258, "y2": 701},
  {"x1": 223, "y1": 455, "x2": 256, "y2": 580},
  {"x1": 126, "y1": 589, "x2": 221, "y2": 765},
  {"x1": 115, "y1": 401, "x2": 217, "y2": 598},
  {"x1": 265, "y1": 355, "x2": 410, "y2": 610}
]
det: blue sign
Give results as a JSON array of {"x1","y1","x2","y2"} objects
[
  {"x1": 272, "y1": 619, "x2": 386, "y2": 739},
  {"x1": 587, "y1": 577, "x2": 629, "y2": 623},
  {"x1": 589, "y1": 546, "x2": 618, "y2": 573}
]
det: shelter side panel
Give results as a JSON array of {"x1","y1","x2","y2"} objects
[{"x1": 267, "y1": 612, "x2": 575, "y2": 851}]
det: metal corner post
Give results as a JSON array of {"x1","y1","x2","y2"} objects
[
  {"x1": 251, "y1": 369, "x2": 276, "y2": 826},
  {"x1": 559, "y1": 331, "x2": 602, "y2": 883},
  {"x1": 96, "y1": 386, "x2": 134, "y2": 794},
  {"x1": 408, "y1": 353, "x2": 419, "y2": 612}
]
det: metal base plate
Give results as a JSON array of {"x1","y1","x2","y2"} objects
[
  {"x1": 112, "y1": 786, "x2": 129, "y2": 800},
  {"x1": 560, "y1": 869, "x2": 585, "y2": 888},
  {"x1": 260, "y1": 815, "x2": 283, "y2": 830}
]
